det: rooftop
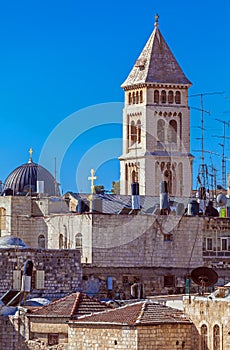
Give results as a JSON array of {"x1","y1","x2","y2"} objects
[
  {"x1": 70, "y1": 300, "x2": 191, "y2": 326},
  {"x1": 27, "y1": 292, "x2": 113, "y2": 318}
]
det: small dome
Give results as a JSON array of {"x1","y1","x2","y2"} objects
[
  {"x1": 0, "y1": 236, "x2": 27, "y2": 248},
  {"x1": 3, "y1": 150, "x2": 60, "y2": 196}
]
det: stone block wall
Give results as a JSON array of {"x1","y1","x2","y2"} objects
[
  {"x1": 138, "y1": 324, "x2": 199, "y2": 350},
  {"x1": 0, "y1": 248, "x2": 82, "y2": 300},
  {"x1": 0, "y1": 316, "x2": 29, "y2": 350},
  {"x1": 68, "y1": 324, "x2": 137, "y2": 350},
  {"x1": 184, "y1": 295, "x2": 230, "y2": 350},
  {"x1": 91, "y1": 215, "x2": 203, "y2": 268},
  {"x1": 68, "y1": 323, "x2": 200, "y2": 350}
]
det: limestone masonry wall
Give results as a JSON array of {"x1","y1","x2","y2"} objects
[
  {"x1": 91, "y1": 215, "x2": 203, "y2": 268},
  {"x1": 0, "y1": 248, "x2": 81, "y2": 300},
  {"x1": 68, "y1": 324, "x2": 137, "y2": 350}
]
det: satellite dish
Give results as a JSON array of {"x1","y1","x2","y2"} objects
[
  {"x1": 191, "y1": 267, "x2": 218, "y2": 287},
  {"x1": 216, "y1": 193, "x2": 227, "y2": 206}
]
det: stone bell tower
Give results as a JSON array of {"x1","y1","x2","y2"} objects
[{"x1": 119, "y1": 14, "x2": 193, "y2": 197}]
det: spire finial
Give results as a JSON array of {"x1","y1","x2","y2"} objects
[
  {"x1": 29, "y1": 147, "x2": 33, "y2": 163},
  {"x1": 154, "y1": 13, "x2": 159, "y2": 28},
  {"x1": 88, "y1": 168, "x2": 97, "y2": 194}
]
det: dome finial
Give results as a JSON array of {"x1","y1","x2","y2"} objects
[
  {"x1": 154, "y1": 13, "x2": 159, "y2": 28},
  {"x1": 29, "y1": 148, "x2": 33, "y2": 163}
]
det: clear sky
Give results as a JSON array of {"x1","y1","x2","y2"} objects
[{"x1": 0, "y1": 0, "x2": 230, "y2": 193}]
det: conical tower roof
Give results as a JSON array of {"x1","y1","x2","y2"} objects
[{"x1": 121, "y1": 15, "x2": 191, "y2": 88}]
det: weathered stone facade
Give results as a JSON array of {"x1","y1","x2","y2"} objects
[
  {"x1": 0, "y1": 315, "x2": 68, "y2": 350},
  {"x1": 0, "y1": 248, "x2": 81, "y2": 300},
  {"x1": 2, "y1": 195, "x2": 230, "y2": 298},
  {"x1": 184, "y1": 292, "x2": 230, "y2": 350},
  {"x1": 68, "y1": 322, "x2": 199, "y2": 350},
  {"x1": 119, "y1": 18, "x2": 193, "y2": 197}
]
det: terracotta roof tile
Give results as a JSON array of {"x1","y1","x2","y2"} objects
[
  {"x1": 72, "y1": 301, "x2": 191, "y2": 325},
  {"x1": 28, "y1": 292, "x2": 112, "y2": 318}
]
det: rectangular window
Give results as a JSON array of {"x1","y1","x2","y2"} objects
[
  {"x1": 164, "y1": 275, "x2": 175, "y2": 287},
  {"x1": 164, "y1": 234, "x2": 173, "y2": 242},
  {"x1": 221, "y1": 238, "x2": 228, "y2": 251},
  {"x1": 48, "y1": 334, "x2": 59, "y2": 346},
  {"x1": 206, "y1": 238, "x2": 213, "y2": 251}
]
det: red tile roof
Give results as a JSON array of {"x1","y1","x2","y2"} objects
[
  {"x1": 27, "y1": 292, "x2": 113, "y2": 318},
  {"x1": 70, "y1": 301, "x2": 191, "y2": 326}
]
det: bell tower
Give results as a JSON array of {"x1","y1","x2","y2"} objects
[{"x1": 119, "y1": 14, "x2": 193, "y2": 197}]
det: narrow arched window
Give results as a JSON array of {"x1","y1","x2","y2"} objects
[
  {"x1": 136, "y1": 91, "x2": 139, "y2": 104},
  {"x1": 201, "y1": 324, "x2": 208, "y2": 350},
  {"x1": 213, "y1": 325, "x2": 220, "y2": 350},
  {"x1": 168, "y1": 120, "x2": 177, "y2": 143},
  {"x1": 154, "y1": 90, "x2": 159, "y2": 103},
  {"x1": 59, "y1": 234, "x2": 64, "y2": 249},
  {"x1": 157, "y1": 119, "x2": 165, "y2": 142},
  {"x1": 125, "y1": 164, "x2": 128, "y2": 182},
  {"x1": 168, "y1": 90, "x2": 173, "y2": 104},
  {"x1": 0, "y1": 207, "x2": 6, "y2": 230},
  {"x1": 137, "y1": 120, "x2": 141, "y2": 143},
  {"x1": 131, "y1": 121, "x2": 137, "y2": 144},
  {"x1": 132, "y1": 91, "x2": 136, "y2": 104},
  {"x1": 38, "y1": 234, "x2": 45, "y2": 249},
  {"x1": 140, "y1": 90, "x2": 143, "y2": 103},
  {"x1": 161, "y1": 90, "x2": 166, "y2": 104},
  {"x1": 178, "y1": 163, "x2": 183, "y2": 196},
  {"x1": 175, "y1": 91, "x2": 181, "y2": 104},
  {"x1": 128, "y1": 92, "x2": 132, "y2": 104},
  {"x1": 75, "y1": 233, "x2": 82, "y2": 256},
  {"x1": 164, "y1": 169, "x2": 172, "y2": 194},
  {"x1": 132, "y1": 170, "x2": 138, "y2": 183}
]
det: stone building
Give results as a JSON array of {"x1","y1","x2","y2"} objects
[
  {"x1": 183, "y1": 284, "x2": 230, "y2": 350},
  {"x1": 1, "y1": 13, "x2": 230, "y2": 301},
  {"x1": 68, "y1": 301, "x2": 199, "y2": 350},
  {"x1": 12, "y1": 292, "x2": 114, "y2": 349},
  {"x1": 0, "y1": 241, "x2": 81, "y2": 300},
  {"x1": 119, "y1": 14, "x2": 193, "y2": 197}
]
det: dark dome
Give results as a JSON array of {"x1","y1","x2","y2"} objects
[{"x1": 3, "y1": 159, "x2": 60, "y2": 196}]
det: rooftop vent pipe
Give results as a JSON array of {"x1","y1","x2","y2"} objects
[{"x1": 131, "y1": 182, "x2": 140, "y2": 210}]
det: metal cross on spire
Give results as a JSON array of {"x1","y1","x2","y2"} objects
[
  {"x1": 88, "y1": 169, "x2": 97, "y2": 194},
  {"x1": 29, "y1": 148, "x2": 33, "y2": 163},
  {"x1": 154, "y1": 13, "x2": 159, "y2": 28}
]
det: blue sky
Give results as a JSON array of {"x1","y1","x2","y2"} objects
[{"x1": 0, "y1": 0, "x2": 230, "y2": 193}]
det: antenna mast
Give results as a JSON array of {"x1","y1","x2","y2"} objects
[
  {"x1": 213, "y1": 119, "x2": 230, "y2": 189},
  {"x1": 190, "y1": 91, "x2": 224, "y2": 193}
]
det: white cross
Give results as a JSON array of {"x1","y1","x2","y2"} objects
[{"x1": 88, "y1": 169, "x2": 97, "y2": 194}]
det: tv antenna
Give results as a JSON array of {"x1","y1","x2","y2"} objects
[
  {"x1": 190, "y1": 92, "x2": 224, "y2": 192},
  {"x1": 213, "y1": 119, "x2": 230, "y2": 189}
]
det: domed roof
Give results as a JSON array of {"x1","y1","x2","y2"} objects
[
  {"x1": 0, "y1": 236, "x2": 27, "y2": 248},
  {"x1": 3, "y1": 149, "x2": 60, "y2": 196}
]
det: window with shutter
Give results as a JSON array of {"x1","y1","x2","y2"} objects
[
  {"x1": 36, "y1": 270, "x2": 45, "y2": 289},
  {"x1": 13, "y1": 270, "x2": 22, "y2": 290}
]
